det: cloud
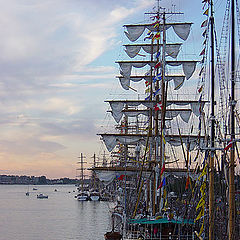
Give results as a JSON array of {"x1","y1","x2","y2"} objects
[
  {"x1": 0, "y1": 0, "x2": 161, "y2": 178},
  {"x1": 0, "y1": 138, "x2": 65, "y2": 155}
]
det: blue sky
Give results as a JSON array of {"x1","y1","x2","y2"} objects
[{"x1": 0, "y1": 0, "x2": 230, "y2": 178}]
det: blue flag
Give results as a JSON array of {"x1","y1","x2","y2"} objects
[
  {"x1": 145, "y1": 95, "x2": 150, "y2": 100},
  {"x1": 157, "y1": 177, "x2": 166, "y2": 189}
]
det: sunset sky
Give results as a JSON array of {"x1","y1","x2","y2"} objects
[{"x1": 0, "y1": 0, "x2": 232, "y2": 178}]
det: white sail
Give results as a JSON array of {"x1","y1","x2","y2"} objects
[
  {"x1": 100, "y1": 133, "x2": 204, "y2": 153},
  {"x1": 118, "y1": 75, "x2": 186, "y2": 91},
  {"x1": 124, "y1": 43, "x2": 181, "y2": 58},
  {"x1": 117, "y1": 60, "x2": 197, "y2": 80},
  {"x1": 124, "y1": 23, "x2": 192, "y2": 42}
]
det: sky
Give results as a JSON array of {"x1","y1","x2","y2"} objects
[{"x1": 0, "y1": 0, "x2": 231, "y2": 178}]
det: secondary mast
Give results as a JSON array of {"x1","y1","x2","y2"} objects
[
  {"x1": 209, "y1": 0, "x2": 215, "y2": 239},
  {"x1": 229, "y1": 0, "x2": 236, "y2": 239}
]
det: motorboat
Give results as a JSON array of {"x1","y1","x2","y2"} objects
[
  {"x1": 77, "y1": 191, "x2": 89, "y2": 201},
  {"x1": 37, "y1": 193, "x2": 48, "y2": 199}
]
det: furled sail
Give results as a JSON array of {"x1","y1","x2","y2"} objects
[
  {"x1": 110, "y1": 108, "x2": 193, "y2": 123},
  {"x1": 117, "y1": 60, "x2": 197, "y2": 80},
  {"x1": 100, "y1": 133, "x2": 204, "y2": 152},
  {"x1": 107, "y1": 100, "x2": 205, "y2": 123},
  {"x1": 124, "y1": 23, "x2": 192, "y2": 42},
  {"x1": 124, "y1": 43, "x2": 181, "y2": 58},
  {"x1": 118, "y1": 75, "x2": 186, "y2": 91}
]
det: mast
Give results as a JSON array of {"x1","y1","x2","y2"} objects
[
  {"x1": 80, "y1": 153, "x2": 84, "y2": 192},
  {"x1": 92, "y1": 153, "x2": 96, "y2": 189},
  {"x1": 209, "y1": 0, "x2": 215, "y2": 239},
  {"x1": 77, "y1": 153, "x2": 87, "y2": 193},
  {"x1": 229, "y1": 0, "x2": 236, "y2": 238},
  {"x1": 153, "y1": 0, "x2": 160, "y2": 216},
  {"x1": 101, "y1": 2, "x2": 200, "y2": 237}
]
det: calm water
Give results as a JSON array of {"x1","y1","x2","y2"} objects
[{"x1": 0, "y1": 185, "x2": 111, "y2": 240}]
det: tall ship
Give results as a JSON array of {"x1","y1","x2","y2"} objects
[
  {"x1": 92, "y1": 0, "x2": 240, "y2": 239},
  {"x1": 76, "y1": 153, "x2": 89, "y2": 201},
  {"x1": 89, "y1": 153, "x2": 101, "y2": 201}
]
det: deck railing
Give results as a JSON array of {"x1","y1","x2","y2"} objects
[{"x1": 125, "y1": 231, "x2": 195, "y2": 239}]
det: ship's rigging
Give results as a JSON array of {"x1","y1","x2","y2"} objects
[{"x1": 91, "y1": 1, "x2": 240, "y2": 239}]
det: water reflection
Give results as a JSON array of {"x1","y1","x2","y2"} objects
[{"x1": 0, "y1": 185, "x2": 110, "y2": 240}]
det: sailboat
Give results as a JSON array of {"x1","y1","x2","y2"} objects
[{"x1": 95, "y1": 0, "x2": 239, "y2": 239}]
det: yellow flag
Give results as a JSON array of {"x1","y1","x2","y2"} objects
[
  {"x1": 198, "y1": 164, "x2": 207, "y2": 180},
  {"x1": 195, "y1": 231, "x2": 203, "y2": 240},
  {"x1": 200, "y1": 181, "x2": 206, "y2": 194},
  {"x1": 162, "y1": 131, "x2": 166, "y2": 144},
  {"x1": 163, "y1": 189, "x2": 167, "y2": 198},
  {"x1": 165, "y1": 199, "x2": 167, "y2": 207},
  {"x1": 199, "y1": 218, "x2": 204, "y2": 236},
  {"x1": 145, "y1": 87, "x2": 151, "y2": 94},
  {"x1": 164, "y1": 198, "x2": 168, "y2": 207},
  {"x1": 163, "y1": 135, "x2": 166, "y2": 144},
  {"x1": 196, "y1": 196, "x2": 205, "y2": 210},
  {"x1": 153, "y1": 32, "x2": 160, "y2": 41},
  {"x1": 195, "y1": 207, "x2": 204, "y2": 222},
  {"x1": 203, "y1": 8, "x2": 209, "y2": 16}
]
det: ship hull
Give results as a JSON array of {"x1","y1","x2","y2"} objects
[{"x1": 90, "y1": 195, "x2": 100, "y2": 201}]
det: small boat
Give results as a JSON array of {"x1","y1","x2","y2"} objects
[
  {"x1": 37, "y1": 193, "x2": 48, "y2": 199},
  {"x1": 89, "y1": 190, "x2": 100, "y2": 201},
  {"x1": 26, "y1": 185, "x2": 30, "y2": 196},
  {"x1": 77, "y1": 191, "x2": 88, "y2": 201},
  {"x1": 104, "y1": 231, "x2": 122, "y2": 240}
]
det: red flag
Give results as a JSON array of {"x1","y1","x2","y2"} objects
[
  {"x1": 154, "y1": 101, "x2": 162, "y2": 111},
  {"x1": 224, "y1": 140, "x2": 233, "y2": 151},
  {"x1": 160, "y1": 163, "x2": 165, "y2": 176},
  {"x1": 199, "y1": 48, "x2": 205, "y2": 56},
  {"x1": 117, "y1": 175, "x2": 125, "y2": 180},
  {"x1": 201, "y1": 20, "x2": 208, "y2": 28},
  {"x1": 198, "y1": 85, "x2": 203, "y2": 93},
  {"x1": 185, "y1": 175, "x2": 190, "y2": 190},
  {"x1": 153, "y1": 32, "x2": 160, "y2": 41},
  {"x1": 145, "y1": 80, "x2": 151, "y2": 87},
  {"x1": 154, "y1": 62, "x2": 161, "y2": 69},
  {"x1": 151, "y1": 20, "x2": 159, "y2": 26}
]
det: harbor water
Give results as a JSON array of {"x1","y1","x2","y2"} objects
[{"x1": 0, "y1": 185, "x2": 111, "y2": 240}]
